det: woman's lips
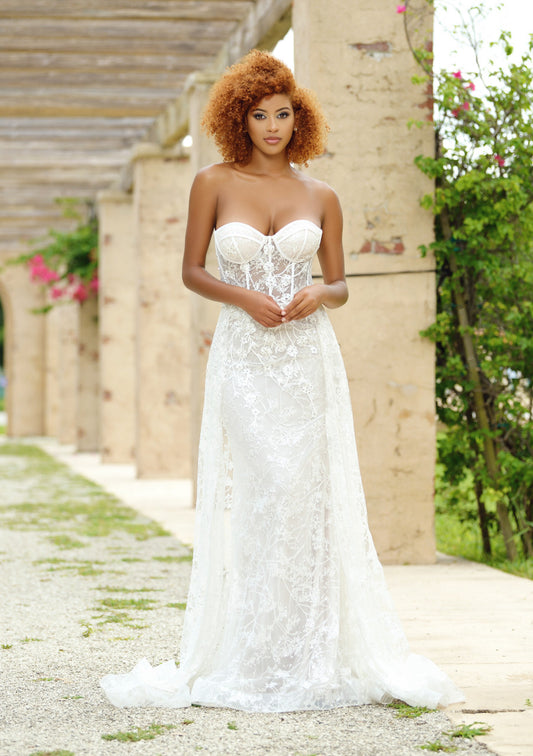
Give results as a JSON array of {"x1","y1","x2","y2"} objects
[{"x1": 264, "y1": 137, "x2": 281, "y2": 144}]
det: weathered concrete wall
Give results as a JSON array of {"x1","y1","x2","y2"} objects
[
  {"x1": 97, "y1": 190, "x2": 136, "y2": 463},
  {"x1": 187, "y1": 74, "x2": 222, "y2": 488},
  {"x1": 0, "y1": 266, "x2": 45, "y2": 437},
  {"x1": 44, "y1": 304, "x2": 62, "y2": 437},
  {"x1": 293, "y1": 0, "x2": 436, "y2": 563},
  {"x1": 57, "y1": 302, "x2": 79, "y2": 446},
  {"x1": 132, "y1": 143, "x2": 192, "y2": 478},
  {"x1": 77, "y1": 296, "x2": 99, "y2": 451}
]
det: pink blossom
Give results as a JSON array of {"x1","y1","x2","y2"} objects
[
  {"x1": 42, "y1": 268, "x2": 60, "y2": 283},
  {"x1": 494, "y1": 154, "x2": 505, "y2": 167},
  {"x1": 72, "y1": 283, "x2": 88, "y2": 302},
  {"x1": 465, "y1": 81, "x2": 475, "y2": 91},
  {"x1": 31, "y1": 254, "x2": 44, "y2": 266},
  {"x1": 462, "y1": 101, "x2": 470, "y2": 111},
  {"x1": 50, "y1": 286, "x2": 64, "y2": 300},
  {"x1": 451, "y1": 108, "x2": 461, "y2": 118},
  {"x1": 452, "y1": 70, "x2": 462, "y2": 79},
  {"x1": 396, "y1": 4, "x2": 406, "y2": 12},
  {"x1": 89, "y1": 275, "x2": 99, "y2": 293}
]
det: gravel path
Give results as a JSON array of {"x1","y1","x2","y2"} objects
[{"x1": 0, "y1": 441, "x2": 494, "y2": 756}]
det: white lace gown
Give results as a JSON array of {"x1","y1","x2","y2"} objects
[{"x1": 100, "y1": 220, "x2": 463, "y2": 712}]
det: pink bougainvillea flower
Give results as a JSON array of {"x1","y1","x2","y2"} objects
[
  {"x1": 31, "y1": 254, "x2": 44, "y2": 266},
  {"x1": 50, "y1": 286, "x2": 64, "y2": 300},
  {"x1": 72, "y1": 283, "x2": 88, "y2": 302},
  {"x1": 67, "y1": 273, "x2": 76, "y2": 284},
  {"x1": 452, "y1": 70, "x2": 462, "y2": 79},
  {"x1": 451, "y1": 108, "x2": 461, "y2": 118},
  {"x1": 494, "y1": 154, "x2": 505, "y2": 167},
  {"x1": 396, "y1": 4, "x2": 407, "y2": 12},
  {"x1": 42, "y1": 267, "x2": 60, "y2": 283},
  {"x1": 465, "y1": 81, "x2": 475, "y2": 91},
  {"x1": 462, "y1": 101, "x2": 470, "y2": 111},
  {"x1": 89, "y1": 275, "x2": 99, "y2": 293}
]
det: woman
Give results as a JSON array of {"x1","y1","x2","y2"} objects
[{"x1": 101, "y1": 50, "x2": 463, "y2": 712}]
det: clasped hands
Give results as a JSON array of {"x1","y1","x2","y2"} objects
[{"x1": 243, "y1": 285, "x2": 325, "y2": 328}]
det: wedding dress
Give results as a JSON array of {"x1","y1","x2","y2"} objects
[{"x1": 100, "y1": 219, "x2": 463, "y2": 712}]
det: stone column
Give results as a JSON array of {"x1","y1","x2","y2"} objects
[
  {"x1": 77, "y1": 296, "x2": 99, "y2": 451},
  {"x1": 187, "y1": 73, "x2": 222, "y2": 489},
  {"x1": 132, "y1": 143, "x2": 192, "y2": 478},
  {"x1": 57, "y1": 302, "x2": 79, "y2": 446},
  {"x1": 97, "y1": 190, "x2": 136, "y2": 463},
  {"x1": 0, "y1": 267, "x2": 45, "y2": 437},
  {"x1": 293, "y1": 0, "x2": 436, "y2": 563},
  {"x1": 44, "y1": 304, "x2": 62, "y2": 437}
]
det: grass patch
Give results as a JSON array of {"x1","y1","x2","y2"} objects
[
  {"x1": 30, "y1": 751, "x2": 75, "y2": 756},
  {"x1": 94, "y1": 585, "x2": 160, "y2": 593},
  {"x1": 2, "y1": 644, "x2": 13, "y2": 649},
  {"x1": 436, "y1": 511, "x2": 533, "y2": 580},
  {"x1": 101, "y1": 723, "x2": 176, "y2": 742},
  {"x1": 166, "y1": 602, "x2": 187, "y2": 610},
  {"x1": 152, "y1": 554, "x2": 192, "y2": 563},
  {"x1": 227, "y1": 721, "x2": 238, "y2": 730},
  {"x1": 445, "y1": 722, "x2": 491, "y2": 739},
  {"x1": 388, "y1": 701, "x2": 435, "y2": 718},
  {"x1": 21, "y1": 637, "x2": 43, "y2": 643},
  {"x1": 34, "y1": 558, "x2": 106, "y2": 577},
  {"x1": 48, "y1": 534, "x2": 87, "y2": 550},
  {"x1": 98, "y1": 597, "x2": 156, "y2": 611},
  {"x1": 419, "y1": 741, "x2": 457, "y2": 752},
  {"x1": 0, "y1": 442, "x2": 170, "y2": 541}
]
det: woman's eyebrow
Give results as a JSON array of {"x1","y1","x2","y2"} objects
[{"x1": 251, "y1": 106, "x2": 291, "y2": 113}]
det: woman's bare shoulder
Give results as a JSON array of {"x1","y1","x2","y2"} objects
[
  {"x1": 194, "y1": 162, "x2": 234, "y2": 184},
  {"x1": 297, "y1": 173, "x2": 341, "y2": 216}
]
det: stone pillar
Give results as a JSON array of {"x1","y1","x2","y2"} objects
[
  {"x1": 44, "y1": 304, "x2": 62, "y2": 437},
  {"x1": 77, "y1": 296, "x2": 99, "y2": 451},
  {"x1": 58, "y1": 302, "x2": 79, "y2": 445},
  {"x1": 97, "y1": 190, "x2": 136, "y2": 463},
  {"x1": 293, "y1": 0, "x2": 436, "y2": 563},
  {"x1": 132, "y1": 143, "x2": 192, "y2": 478},
  {"x1": 0, "y1": 266, "x2": 45, "y2": 437},
  {"x1": 187, "y1": 73, "x2": 222, "y2": 488}
]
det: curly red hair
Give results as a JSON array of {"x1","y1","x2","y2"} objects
[{"x1": 201, "y1": 49, "x2": 329, "y2": 166}]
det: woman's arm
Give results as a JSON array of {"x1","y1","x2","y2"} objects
[
  {"x1": 182, "y1": 166, "x2": 284, "y2": 328},
  {"x1": 283, "y1": 183, "x2": 348, "y2": 322}
]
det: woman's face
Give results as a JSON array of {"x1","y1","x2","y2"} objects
[{"x1": 246, "y1": 93, "x2": 295, "y2": 156}]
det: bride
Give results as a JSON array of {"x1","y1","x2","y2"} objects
[{"x1": 100, "y1": 49, "x2": 463, "y2": 712}]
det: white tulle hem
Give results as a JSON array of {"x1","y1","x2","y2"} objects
[{"x1": 100, "y1": 655, "x2": 464, "y2": 712}]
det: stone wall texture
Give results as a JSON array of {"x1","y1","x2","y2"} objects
[
  {"x1": 98, "y1": 191, "x2": 136, "y2": 463},
  {"x1": 293, "y1": 0, "x2": 436, "y2": 562}
]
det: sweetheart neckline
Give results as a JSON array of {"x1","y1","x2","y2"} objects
[{"x1": 214, "y1": 219, "x2": 322, "y2": 238}]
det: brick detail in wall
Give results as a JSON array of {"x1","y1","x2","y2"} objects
[{"x1": 358, "y1": 238, "x2": 405, "y2": 255}]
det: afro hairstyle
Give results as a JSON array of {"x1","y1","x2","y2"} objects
[{"x1": 201, "y1": 49, "x2": 329, "y2": 166}]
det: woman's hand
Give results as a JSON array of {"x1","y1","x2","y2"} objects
[
  {"x1": 283, "y1": 284, "x2": 326, "y2": 322},
  {"x1": 241, "y1": 290, "x2": 284, "y2": 328}
]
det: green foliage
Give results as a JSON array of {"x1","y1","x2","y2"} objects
[
  {"x1": 419, "y1": 741, "x2": 457, "y2": 753},
  {"x1": 4, "y1": 197, "x2": 98, "y2": 312},
  {"x1": 388, "y1": 701, "x2": 435, "y2": 718},
  {"x1": 101, "y1": 723, "x2": 176, "y2": 742},
  {"x1": 406, "y1": 4, "x2": 533, "y2": 563},
  {"x1": 445, "y1": 722, "x2": 492, "y2": 739}
]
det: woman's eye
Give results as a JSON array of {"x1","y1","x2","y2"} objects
[
  {"x1": 253, "y1": 113, "x2": 265, "y2": 120},
  {"x1": 278, "y1": 112, "x2": 290, "y2": 119}
]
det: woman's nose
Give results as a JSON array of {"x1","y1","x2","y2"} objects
[{"x1": 267, "y1": 117, "x2": 278, "y2": 131}]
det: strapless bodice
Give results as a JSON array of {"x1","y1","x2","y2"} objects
[{"x1": 214, "y1": 220, "x2": 322, "y2": 308}]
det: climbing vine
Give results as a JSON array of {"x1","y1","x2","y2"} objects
[
  {"x1": 400, "y1": 1, "x2": 533, "y2": 562},
  {"x1": 10, "y1": 197, "x2": 98, "y2": 312}
]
